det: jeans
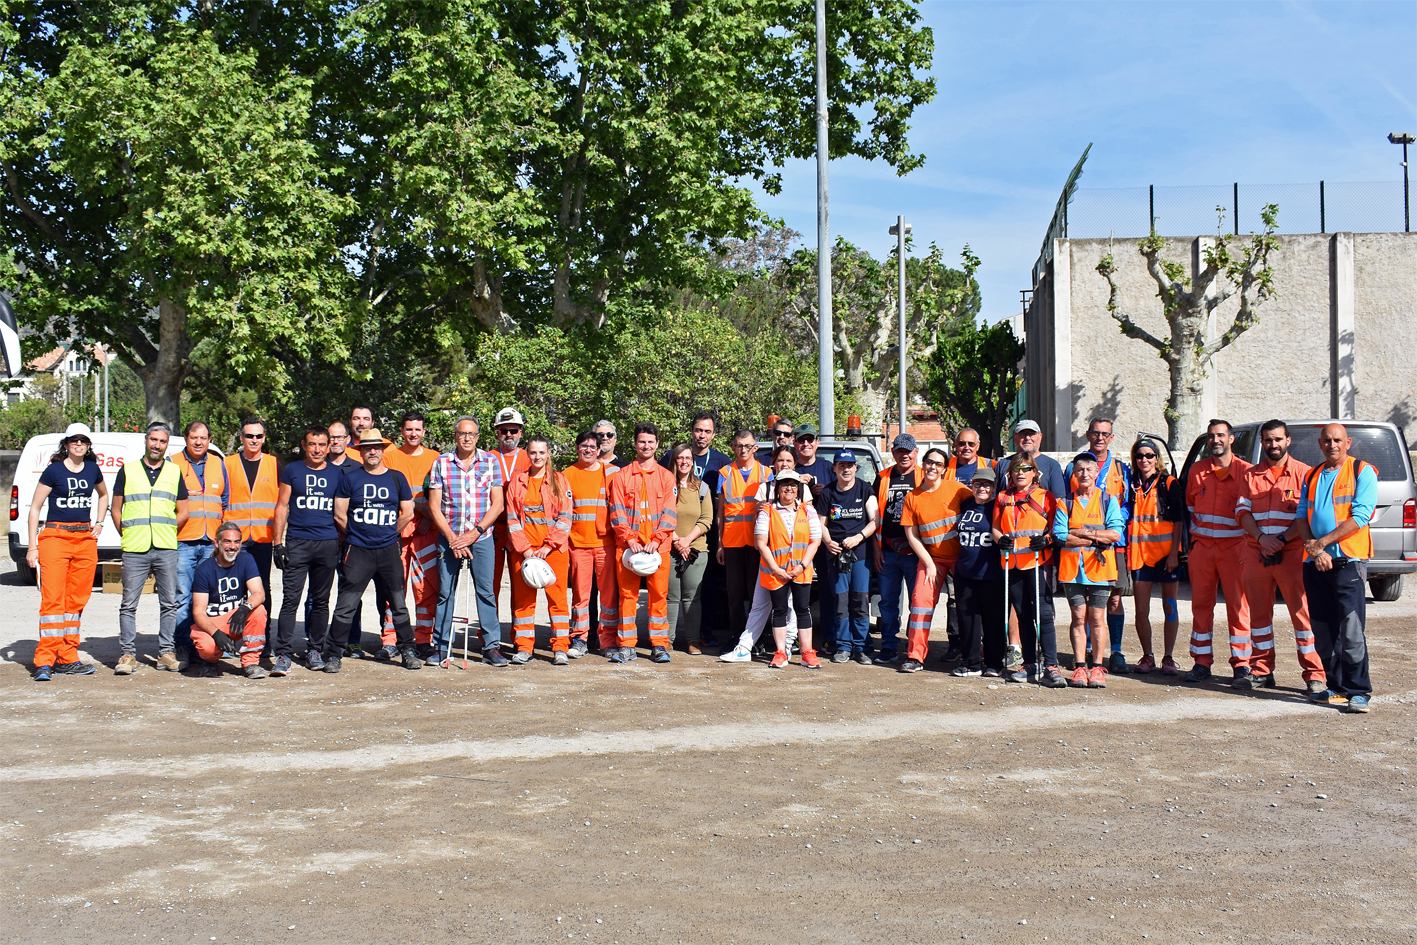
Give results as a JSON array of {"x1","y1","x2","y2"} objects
[
  {"x1": 667, "y1": 550, "x2": 709, "y2": 647},
  {"x1": 827, "y1": 555, "x2": 871, "y2": 654},
  {"x1": 326, "y1": 543, "x2": 413, "y2": 659},
  {"x1": 432, "y1": 536, "x2": 502, "y2": 656},
  {"x1": 1008, "y1": 566, "x2": 1058, "y2": 669},
  {"x1": 877, "y1": 547, "x2": 918, "y2": 655},
  {"x1": 118, "y1": 548, "x2": 180, "y2": 656},
  {"x1": 277, "y1": 538, "x2": 339, "y2": 658},
  {"x1": 174, "y1": 541, "x2": 214, "y2": 655},
  {"x1": 956, "y1": 576, "x2": 1005, "y2": 671},
  {"x1": 1304, "y1": 559, "x2": 1371, "y2": 696}
]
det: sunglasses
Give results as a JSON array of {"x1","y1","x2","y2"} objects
[
  {"x1": 1135, "y1": 452, "x2": 1157, "y2": 460},
  {"x1": 774, "y1": 430, "x2": 793, "y2": 438},
  {"x1": 922, "y1": 460, "x2": 945, "y2": 469},
  {"x1": 596, "y1": 432, "x2": 616, "y2": 439},
  {"x1": 1013, "y1": 465, "x2": 1036, "y2": 473},
  {"x1": 496, "y1": 427, "x2": 521, "y2": 435},
  {"x1": 796, "y1": 435, "x2": 816, "y2": 444},
  {"x1": 242, "y1": 433, "x2": 265, "y2": 439}
]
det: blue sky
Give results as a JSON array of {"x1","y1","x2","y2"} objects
[{"x1": 753, "y1": 0, "x2": 1417, "y2": 324}]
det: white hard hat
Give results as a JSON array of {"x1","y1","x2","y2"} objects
[
  {"x1": 63, "y1": 422, "x2": 93, "y2": 441},
  {"x1": 520, "y1": 556, "x2": 556, "y2": 589},
  {"x1": 494, "y1": 407, "x2": 525, "y2": 428},
  {"x1": 622, "y1": 548, "x2": 663, "y2": 577}
]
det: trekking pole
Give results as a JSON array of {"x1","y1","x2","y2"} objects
[
  {"x1": 1034, "y1": 551, "x2": 1043, "y2": 677},
  {"x1": 460, "y1": 557, "x2": 473, "y2": 669}
]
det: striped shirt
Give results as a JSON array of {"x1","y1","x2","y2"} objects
[{"x1": 428, "y1": 450, "x2": 504, "y2": 540}]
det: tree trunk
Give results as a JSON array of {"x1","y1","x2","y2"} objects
[
  {"x1": 1166, "y1": 307, "x2": 1209, "y2": 451},
  {"x1": 857, "y1": 384, "x2": 889, "y2": 435},
  {"x1": 138, "y1": 297, "x2": 194, "y2": 430}
]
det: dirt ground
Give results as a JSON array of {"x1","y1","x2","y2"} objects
[{"x1": 2, "y1": 558, "x2": 1415, "y2": 945}]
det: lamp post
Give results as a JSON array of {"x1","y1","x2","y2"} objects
[
  {"x1": 1391, "y1": 132, "x2": 1414, "y2": 233},
  {"x1": 815, "y1": 0, "x2": 834, "y2": 437},
  {"x1": 889, "y1": 217, "x2": 911, "y2": 441}
]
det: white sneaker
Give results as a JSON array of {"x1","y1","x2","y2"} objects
[{"x1": 719, "y1": 645, "x2": 753, "y2": 663}]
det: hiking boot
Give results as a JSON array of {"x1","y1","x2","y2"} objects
[
  {"x1": 552, "y1": 650, "x2": 569, "y2": 666},
  {"x1": 323, "y1": 656, "x2": 341, "y2": 674},
  {"x1": 620, "y1": 646, "x2": 638, "y2": 662},
  {"x1": 855, "y1": 650, "x2": 874, "y2": 666},
  {"x1": 899, "y1": 660, "x2": 924, "y2": 673},
  {"x1": 174, "y1": 648, "x2": 191, "y2": 672},
  {"x1": 483, "y1": 647, "x2": 509, "y2": 667},
  {"x1": 1345, "y1": 694, "x2": 1370, "y2": 714},
  {"x1": 415, "y1": 643, "x2": 437, "y2": 661},
  {"x1": 950, "y1": 665, "x2": 982, "y2": 677},
  {"x1": 650, "y1": 646, "x2": 671, "y2": 664},
  {"x1": 1043, "y1": 666, "x2": 1070, "y2": 688},
  {"x1": 115, "y1": 654, "x2": 139, "y2": 675},
  {"x1": 244, "y1": 665, "x2": 269, "y2": 679},
  {"x1": 53, "y1": 660, "x2": 96, "y2": 676},
  {"x1": 800, "y1": 649, "x2": 822, "y2": 669},
  {"x1": 1160, "y1": 656, "x2": 1180, "y2": 676},
  {"x1": 1107, "y1": 651, "x2": 1130, "y2": 675},
  {"x1": 1252, "y1": 672, "x2": 1277, "y2": 689},
  {"x1": 378, "y1": 645, "x2": 399, "y2": 661},
  {"x1": 1183, "y1": 663, "x2": 1212, "y2": 683},
  {"x1": 720, "y1": 645, "x2": 753, "y2": 663},
  {"x1": 873, "y1": 650, "x2": 899, "y2": 665},
  {"x1": 1069, "y1": 666, "x2": 1090, "y2": 688},
  {"x1": 401, "y1": 650, "x2": 423, "y2": 670},
  {"x1": 510, "y1": 650, "x2": 532, "y2": 665},
  {"x1": 155, "y1": 652, "x2": 181, "y2": 672},
  {"x1": 306, "y1": 651, "x2": 326, "y2": 671},
  {"x1": 346, "y1": 643, "x2": 365, "y2": 660},
  {"x1": 1231, "y1": 667, "x2": 1257, "y2": 690},
  {"x1": 1306, "y1": 679, "x2": 1329, "y2": 696},
  {"x1": 34, "y1": 665, "x2": 52, "y2": 682},
  {"x1": 1004, "y1": 643, "x2": 1023, "y2": 671},
  {"x1": 1088, "y1": 666, "x2": 1108, "y2": 688},
  {"x1": 1006, "y1": 668, "x2": 1029, "y2": 684},
  {"x1": 831, "y1": 650, "x2": 852, "y2": 664},
  {"x1": 769, "y1": 651, "x2": 790, "y2": 669},
  {"x1": 1133, "y1": 654, "x2": 1157, "y2": 674},
  {"x1": 271, "y1": 656, "x2": 292, "y2": 677},
  {"x1": 567, "y1": 639, "x2": 589, "y2": 660}
]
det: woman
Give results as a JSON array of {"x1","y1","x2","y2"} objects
[
  {"x1": 754, "y1": 445, "x2": 797, "y2": 501},
  {"x1": 28, "y1": 423, "x2": 109, "y2": 680},
  {"x1": 991, "y1": 460, "x2": 1068, "y2": 688},
  {"x1": 900, "y1": 448, "x2": 972, "y2": 674},
  {"x1": 505, "y1": 435, "x2": 573, "y2": 665},
  {"x1": 953, "y1": 468, "x2": 1005, "y2": 677},
  {"x1": 666, "y1": 443, "x2": 714, "y2": 653},
  {"x1": 754, "y1": 470, "x2": 822, "y2": 668},
  {"x1": 1127, "y1": 439, "x2": 1182, "y2": 675}
]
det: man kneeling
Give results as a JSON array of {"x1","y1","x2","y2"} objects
[{"x1": 190, "y1": 522, "x2": 270, "y2": 678}]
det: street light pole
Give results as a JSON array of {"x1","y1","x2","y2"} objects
[
  {"x1": 1391, "y1": 132, "x2": 1414, "y2": 233},
  {"x1": 889, "y1": 217, "x2": 911, "y2": 441},
  {"x1": 815, "y1": 0, "x2": 834, "y2": 436}
]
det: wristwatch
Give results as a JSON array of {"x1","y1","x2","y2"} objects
[{"x1": 474, "y1": 524, "x2": 486, "y2": 536}]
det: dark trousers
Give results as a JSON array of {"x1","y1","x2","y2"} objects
[
  {"x1": 699, "y1": 553, "x2": 728, "y2": 645},
  {"x1": 723, "y1": 547, "x2": 760, "y2": 642},
  {"x1": 242, "y1": 539, "x2": 273, "y2": 609},
  {"x1": 769, "y1": 581, "x2": 813, "y2": 630},
  {"x1": 325, "y1": 543, "x2": 414, "y2": 659},
  {"x1": 957, "y1": 575, "x2": 1006, "y2": 672},
  {"x1": 1008, "y1": 567, "x2": 1058, "y2": 669},
  {"x1": 945, "y1": 572, "x2": 960, "y2": 646},
  {"x1": 1304, "y1": 560, "x2": 1371, "y2": 696},
  {"x1": 277, "y1": 538, "x2": 339, "y2": 658},
  {"x1": 305, "y1": 548, "x2": 362, "y2": 643}
]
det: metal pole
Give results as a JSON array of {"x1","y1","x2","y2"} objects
[
  {"x1": 1148, "y1": 184, "x2": 1154, "y2": 232},
  {"x1": 897, "y1": 215, "x2": 907, "y2": 442},
  {"x1": 103, "y1": 348, "x2": 109, "y2": 432},
  {"x1": 815, "y1": 0, "x2": 834, "y2": 437},
  {"x1": 1320, "y1": 181, "x2": 1325, "y2": 234},
  {"x1": 1233, "y1": 182, "x2": 1239, "y2": 235},
  {"x1": 1404, "y1": 141, "x2": 1410, "y2": 233}
]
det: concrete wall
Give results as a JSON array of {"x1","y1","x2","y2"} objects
[{"x1": 1025, "y1": 231, "x2": 1417, "y2": 452}]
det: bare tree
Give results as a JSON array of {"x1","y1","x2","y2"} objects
[{"x1": 1096, "y1": 206, "x2": 1279, "y2": 449}]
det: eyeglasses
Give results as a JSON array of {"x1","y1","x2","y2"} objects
[
  {"x1": 456, "y1": 431, "x2": 479, "y2": 439},
  {"x1": 242, "y1": 433, "x2": 265, "y2": 440},
  {"x1": 922, "y1": 460, "x2": 945, "y2": 469},
  {"x1": 1013, "y1": 465, "x2": 1036, "y2": 473},
  {"x1": 773, "y1": 430, "x2": 793, "y2": 438},
  {"x1": 577, "y1": 444, "x2": 599, "y2": 451},
  {"x1": 331, "y1": 434, "x2": 350, "y2": 440},
  {"x1": 796, "y1": 435, "x2": 816, "y2": 444},
  {"x1": 1087, "y1": 430, "x2": 1114, "y2": 439},
  {"x1": 1135, "y1": 451, "x2": 1157, "y2": 460},
  {"x1": 733, "y1": 443, "x2": 755, "y2": 451},
  {"x1": 955, "y1": 441, "x2": 978, "y2": 450},
  {"x1": 496, "y1": 427, "x2": 520, "y2": 435}
]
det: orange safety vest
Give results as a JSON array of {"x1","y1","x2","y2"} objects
[
  {"x1": 721, "y1": 460, "x2": 769, "y2": 548},
  {"x1": 1127, "y1": 474, "x2": 1177, "y2": 570},
  {"x1": 563, "y1": 461, "x2": 613, "y2": 548},
  {"x1": 1057, "y1": 490, "x2": 1118, "y2": 583},
  {"x1": 223, "y1": 453, "x2": 278, "y2": 543},
  {"x1": 506, "y1": 469, "x2": 573, "y2": 553},
  {"x1": 993, "y1": 487, "x2": 1056, "y2": 570},
  {"x1": 174, "y1": 452, "x2": 226, "y2": 542},
  {"x1": 759, "y1": 503, "x2": 814, "y2": 589},
  {"x1": 1303, "y1": 457, "x2": 1374, "y2": 560},
  {"x1": 943, "y1": 455, "x2": 996, "y2": 482}
]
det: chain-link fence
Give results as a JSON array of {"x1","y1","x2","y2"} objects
[{"x1": 1064, "y1": 180, "x2": 1407, "y2": 239}]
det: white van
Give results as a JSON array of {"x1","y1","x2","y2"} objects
[{"x1": 7, "y1": 431, "x2": 218, "y2": 584}]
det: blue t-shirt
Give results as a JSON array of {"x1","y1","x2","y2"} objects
[
  {"x1": 38, "y1": 460, "x2": 102, "y2": 524},
  {"x1": 280, "y1": 461, "x2": 341, "y2": 542},
  {"x1": 955, "y1": 498, "x2": 1003, "y2": 582},
  {"x1": 337, "y1": 466, "x2": 412, "y2": 549},
  {"x1": 1297, "y1": 461, "x2": 1379, "y2": 559},
  {"x1": 1052, "y1": 490, "x2": 1127, "y2": 586},
  {"x1": 191, "y1": 550, "x2": 260, "y2": 616}
]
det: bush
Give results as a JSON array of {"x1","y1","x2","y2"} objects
[{"x1": 0, "y1": 397, "x2": 64, "y2": 449}]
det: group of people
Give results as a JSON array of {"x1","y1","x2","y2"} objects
[{"x1": 24, "y1": 407, "x2": 1378, "y2": 713}]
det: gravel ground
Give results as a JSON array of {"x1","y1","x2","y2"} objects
[{"x1": 2, "y1": 557, "x2": 1415, "y2": 945}]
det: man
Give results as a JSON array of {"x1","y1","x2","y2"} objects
[
  {"x1": 566, "y1": 430, "x2": 618, "y2": 658},
  {"x1": 341, "y1": 407, "x2": 375, "y2": 656},
  {"x1": 427, "y1": 416, "x2": 508, "y2": 667},
  {"x1": 943, "y1": 428, "x2": 996, "y2": 483},
  {"x1": 718, "y1": 428, "x2": 771, "y2": 656},
  {"x1": 490, "y1": 407, "x2": 531, "y2": 600},
  {"x1": 608, "y1": 422, "x2": 678, "y2": 663},
  {"x1": 1055, "y1": 452, "x2": 1126, "y2": 688},
  {"x1": 1184, "y1": 419, "x2": 1253, "y2": 684},
  {"x1": 872, "y1": 433, "x2": 924, "y2": 664},
  {"x1": 817, "y1": 449, "x2": 877, "y2": 664},
  {"x1": 172, "y1": 420, "x2": 228, "y2": 669},
  {"x1": 223, "y1": 417, "x2": 279, "y2": 610},
  {"x1": 327, "y1": 420, "x2": 356, "y2": 469},
  {"x1": 663, "y1": 412, "x2": 730, "y2": 650},
  {"x1": 382, "y1": 411, "x2": 441, "y2": 659},
  {"x1": 792, "y1": 424, "x2": 834, "y2": 498},
  {"x1": 1234, "y1": 420, "x2": 1325, "y2": 693},
  {"x1": 189, "y1": 521, "x2": 269, "y2": 678},
  {"x1": 757, "y1": 418, "x2": 796, "y2": 465},
  {"x1": 593, "y1": 420, "x2": 628, "y2": 469},
  {"x1": 326, "y1": 428, "x2": 421, "y2": 672},
  {"x1": 349, "y1": 405, "x2": 375, "y2": 441},
  {"x1": 1066, "y1": 418, "x2": 1133, "y2": 674},
  {"x1": 1296, "y1": 423, "x2": 1378, "y2": 713},
  {"x1": 305, "y1": 419, "x2": 361, "y2": 652},
  {"x1": 111, "y1": 423, "x2": 189, "y2": 674},
  {"x1": 272, "y1": 426, "x2": 341, "y2": 674}
]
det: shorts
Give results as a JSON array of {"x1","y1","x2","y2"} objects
[
  {"x1": 1133, "y1": 563, "x2": 1181, "y2": 584},
  {"x1": 1063, "y1": 582, "x2": 1112, "y2": 610}
]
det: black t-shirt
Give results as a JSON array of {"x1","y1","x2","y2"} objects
[
  {"x1": 794, "y1": 457, "x2": 835, "y2": 495},
  {"x1": 38, "y1": 460, "x2": 102, "y2": 523},
  {"x1": 816, "y1": 478, "x2": 874, "y2": 543},
  {"x1": 876, "y1": 468, "x2": 918, "y2": 542},
  {"x1": 281, "y1": 461, "x2": 340, "y2": 542},
  {"x1": 240, "y1": 455, "x2": 263, "y2": 492},
  {"x1": 191, "y1": 550, "x2": 260, "y2": 616},
  {"x1": 955, "y1": 497, "x2": 1003, "y2": 582},
  {"x1": 114, "y1": 462, "x2": 190, "y2": 500},
  {"x1": 337, "y1": 467, "x2": 411, "y2": 549}
]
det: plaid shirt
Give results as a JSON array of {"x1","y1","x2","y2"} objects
[{"x1": 428, "y1": 449, "x2": 504, "y2": 541}]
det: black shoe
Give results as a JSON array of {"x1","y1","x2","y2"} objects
[
  {"x1": 194, "y1": 662, "x2": 223, "y2": 678},
  {"x1": 1253, "y1": 672, "x2": 1277, "y2": 689},
  {"x1": 1107, "y1": 651, "x2": 1131, "y2": 675},
  {"x1": 483, "y1": 647, "x2": 509, "y2": 668},
  {"x1": 1231, "y1": 666, "x2": 1257, "y2": 690},
  {"x1": 874, "y1": 650, "x2": 899, "y2": 665},
  {"x1": 899, "y1": 659, "x2": 923, "y2": 673},
  {"x1": 415, "y1": 643, "x2": 437, "y2": 661},
  {"x1": 941, "y1": 643, "x2": 962, "y2": 664},
  {"x1": 33, "y1": 665, "x2": 52, "y2": 681},
  {"x1": 378, "y1": 645, "x2": 399, "y2": 661},
  {"x1": 323, "y1": 656, "x2": 342, "y2": 674},
  {"x1": 1183, "y1": 663, "x2": 1212, "y2": 683},
  {"x1": 650, "y1": 646, "x2": 671, "y2": 664},
  {"x1": 855, "y1": 651, "x2": 874, "y2": 666},
  {"x1": 401, "y1": 649, "x2": 422, "y2": 670},
  {"x1": 53, "y1": 660, "x2": 97, "y2": 675}
]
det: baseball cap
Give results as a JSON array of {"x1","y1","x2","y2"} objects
[
  {"x1": 833, "y1": 449, "x2": 858, "y2": 465},
  {"x1": 494, "y1": 407, "x2": 525, "y2": 428},
  {"x1": 63, "y1": 422, "x2": 93, "y2": 442},
  {"x1": 891, "y1": 433, "x2": 917, "y2": 452},
  {"x1": 1013, "y1": 419, "x2": 1041, "y2": 435},
  {"x1": 792, "y1": 423, "x2": 819, "y2": 439},
  {"x1": 970, "y1": 466, "x2": 997, "y2": 484}
]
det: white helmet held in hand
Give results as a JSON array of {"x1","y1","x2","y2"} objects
[
  {"x1": 521, "y1": 556, "x2": 556, "y2": 589},
  {"x1": 622, "y1": 548, "x2": 662, "y2": 576}
]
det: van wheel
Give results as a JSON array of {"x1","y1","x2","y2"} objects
[
  {"x1": 1369, "y1": 574, "x2": 1403, "y2": 602},
  {"x1": 14, "y1": 558, "x2": 37, "y2": 585}
]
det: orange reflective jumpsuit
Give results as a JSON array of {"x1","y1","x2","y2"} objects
[
  {"x1": 1186, "y1": 456, "x2": 1252, "y2": 669},
  {"x1": 37, "y1": 525, "x2": 99, "y2": 668},
  {"x1": 383, "y1": 445, "x2": 441, "y2": 647},
  {"x1": 492, "y1": 448, "x2": 531, "y2": 599},
  {"x1": 506, "y1": 469, "x2": 573, "y2": 654},
  {"x1": 901, "y1": 481, "x2": 971, "y2": 663},
  {"x1": 609, "y1": 462, "x2": 678, "y2": 649},
  {"x1": 192, "y1": 605, "x2": 269, "y2": 669},
  {"x1": 564, "y1": 460, "x2": 618, "y2": 648}
]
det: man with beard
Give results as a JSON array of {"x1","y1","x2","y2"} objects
[{"x1": 1184, "y1": 419, "x2": 1253, "y2": 684}]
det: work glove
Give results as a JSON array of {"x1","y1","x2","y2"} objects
[
  {"x1": 996, "y1": 535, "x2": 1014, "y2": 552},
  {"x1": 1029, "y1": 535, "x2": 1050, "y2": 551},
  {"x1": 226, "y1": 602, "x2": 252, "y2": 640},
  {"x1": 273, "y1": 543, "x2": 289, "y2": 571},
  {"x1": 211, "y1": 628, "x2": 241, "y2": 656}
]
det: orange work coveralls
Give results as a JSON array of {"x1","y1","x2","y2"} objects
[
  {"x1": 506, "y1": 469, "x2": 573, "y2": 654},
  {"x1": 609, "y1": 462, "x2": 678, "y2": 650},
  {"x1": 1186, "y1": 457, "x2": 1252, "y2": 669},
  {"x1": 564, "y1": 460, "x2": 619, "y2": 649}
]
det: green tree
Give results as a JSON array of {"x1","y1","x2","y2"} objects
[
  {"x1": 924, "y1": 318, "x2": 1023, "y2": 459},
  {"x1": 0, "y1": 396, "x2": 62, "y2": 448}
]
